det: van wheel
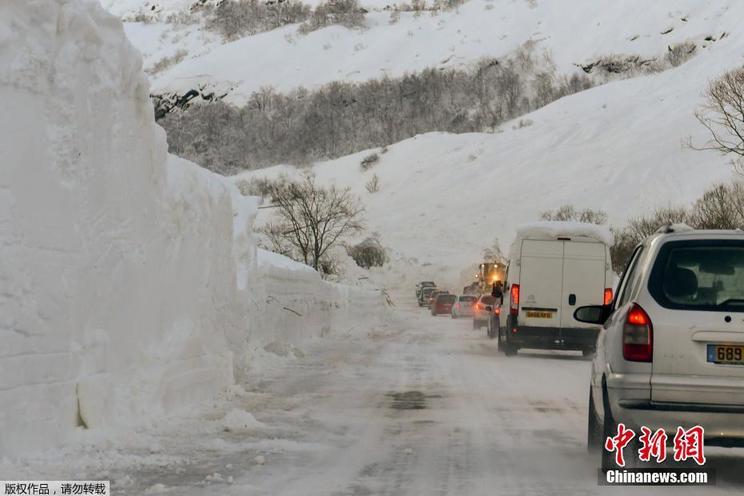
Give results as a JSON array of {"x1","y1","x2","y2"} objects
[
  {"x1": 587, "y1": 388, "x2": 602, "y2": 453},
  {"x1": 502, "y1": 334, "x2": 517, "y2": 356},
  {"x1": 488, "y1": 317, "x2": 498, "y2": 339}
]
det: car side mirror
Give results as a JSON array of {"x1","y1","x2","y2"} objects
[{"x1": 573, "y1": 305, "x2": 609, "y2": 325}]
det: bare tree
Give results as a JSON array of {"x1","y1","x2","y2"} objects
[
  {"x1": 262, "y1": 176, "x2": 364, "y2": 272},
  {"x1": 610, "y1": 206, "x2": 689, "y2": 273},
  {"x1": 691, "y1": 67, "x2": 744, "y2": 171},
  {"x1": 540, "y1": 204, "x2": 607, "y2": 224}
]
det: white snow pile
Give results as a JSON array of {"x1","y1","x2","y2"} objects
[
  {"x1": 514, "y1": 222, "x2": 614, "y2": 246},
  {"x1": 0, "y1": 0, "x2": 386, "y2": 457},
  {"x1": 221, "y1": 409, "x2": 264, "y2": 433}
]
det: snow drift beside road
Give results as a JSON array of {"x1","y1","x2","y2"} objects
[{"x1": 0, "y1": 0, "x2": 386, "y2": 456}]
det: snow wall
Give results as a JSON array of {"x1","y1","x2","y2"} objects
[{"x1": 0, "y1": 0, "x2": 386, "y2": 456}]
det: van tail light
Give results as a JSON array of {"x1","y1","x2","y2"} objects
[
  {"x1": 623, "y1": 303, "x2": 653, "y2": 362},
  {"x1": 510, "y1": 284, "x2": 520, "y2": 316},
  {"x1": 603, "y1": 288, "x2": 613, "y2": 306}
]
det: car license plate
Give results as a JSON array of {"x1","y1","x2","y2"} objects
[
  {"x1": 526, "y1": 311, "x2": 553, "y2": 319},
  {"x1": 707, "y1": 344, "x2": 744, "y2": 365}
]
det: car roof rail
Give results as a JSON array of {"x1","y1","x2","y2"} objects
[{"x1": 655, "y1": 223, "x2": 694, "y2": 234}]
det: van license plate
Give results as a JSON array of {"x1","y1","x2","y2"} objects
[
  {"x1": 707, "y1": 344, "x2": 744, "y2": 365},
  {"x1": 526, "y1": 311, "x2": 553, "y2": 319}
]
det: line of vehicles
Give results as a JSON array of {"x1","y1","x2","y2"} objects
[{"x1": 417, "y1": 221, "x2": 744, "y2": 468}]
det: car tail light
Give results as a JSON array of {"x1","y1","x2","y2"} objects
[
  {"x1": 510, "y1": 284, "x2": 520, "y2": 316},
  {"x1": 494, "y1": 306, "x2": 501, "y2": 315},
  {"x1": 623, "y1": 303, "x2": 653, "y2": 362},
  {"x1": 476, "y1": 303, "x2": 483, "y2": 310},
  {"x1": 603, "y1": 288, "x2": 613, "y2": 306}
]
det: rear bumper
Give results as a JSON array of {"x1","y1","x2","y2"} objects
[
  {"x1": 610, "y1": 398, "x2": 744, "y2": 447},
  {"x1": 510, "y1": 325, "x2": 599, "y2": 350}
]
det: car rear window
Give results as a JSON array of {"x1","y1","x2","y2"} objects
[
  {"x1": 422, "y1": 288, "x2": 435, "y2": 296},
  {"x1": 438, "y1": 294, "x2": 456, "y2": 304},
  {"x1": 459, "y1": 296, "x2": 476, "y2": 302},
  {"x1": 649, "y1": 240, "x2": 744, "y2": 312},
  {"x1": 480, "y1": 296, "x2": 496, "y2": 304}
]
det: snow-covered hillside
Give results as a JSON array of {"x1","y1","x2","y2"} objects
[
  {"x1": 237, "y1": 27, "x2": 743, "y2": 288},
  {"x1": 114, "y1": 0, "x2": 740, "y2": 104},
  {"x1": 106, "y1": 0, "x2": 744, "y2": 289}
]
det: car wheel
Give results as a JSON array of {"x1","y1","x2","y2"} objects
[
  {"x1": 487, "y1": 318, "x2": 496, "y2": 339},
  {"x1": 599, "y1": 383, "x2": 638, "y2": 471},
  {"x1": 587, "y1": 387, "x2": 602, "y2": 453}
]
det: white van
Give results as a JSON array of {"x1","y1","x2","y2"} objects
[{"x1": 494, "y1": 222, "x2": 614, "y2": 356}]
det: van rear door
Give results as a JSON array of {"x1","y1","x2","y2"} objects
[
  {"x1": 560, "y1": 241, "x2": 607, "y2": 329},
  {"x1": 519, "y1": 240, "x2": 563, "y2": 328}
]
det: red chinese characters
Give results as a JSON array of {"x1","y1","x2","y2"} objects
[
  {"x1": 638, "y1": 426, "x2": 668, "y2": 463},
  {"x1": 605, "y1": 424, "x2": 706, "y2": 466},
  {"x1": 605, "y1": 423, "x2": 636, "y2": 467},
  {"x1": 673, "y1": 425, "x2": 706, "y2": 466}
]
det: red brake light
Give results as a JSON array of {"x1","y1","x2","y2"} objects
[
  {"x1": 623, "y1": 303, "x2": 653, "y2": 362},
  {"x1": 510, "y1": 284, "x2": 520, "y2": 316},
  {"x1": 603, "y1": 288, "x2": 613, "y2": 306},
  {"x1": 494, "y1": 306, "x2": 501, "y2": 315}
]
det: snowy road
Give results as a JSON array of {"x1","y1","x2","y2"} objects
[{"x1": 11, "y1": 297, "x2": 744, "y2": 495}]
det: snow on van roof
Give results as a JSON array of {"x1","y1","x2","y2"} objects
[{"x1": 513, "y1": 221, "x2": 614, "y2": 246}]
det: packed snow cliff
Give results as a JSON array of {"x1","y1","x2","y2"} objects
[{"x1": 0, "y1": 0, "x2": 385, "y2": 456}]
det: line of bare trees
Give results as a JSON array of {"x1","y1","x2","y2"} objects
[
  {"x1": 203, "y1": 0, "x2": 365, "y2": 40},
  {"x1": 158, "y1": 53, "x2": 593, "y2": 175},
  {"x1": 543, "y1": 181, "x2": 744, "y2": 274}
]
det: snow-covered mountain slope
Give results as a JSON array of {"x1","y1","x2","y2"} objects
[
  {"x1": 114, "y1": 0, "x2": 742, "y2": 104},
  {"x1": 109, "y1": 0, "x2": 744, "y2": 288},
  {"x1": 237, "y1": 25, "x2": 743, "y2": 288}
]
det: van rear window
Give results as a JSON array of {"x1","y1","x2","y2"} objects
[{"x1": 648, "y1": 240, "x2": 744, "y2": 312}]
